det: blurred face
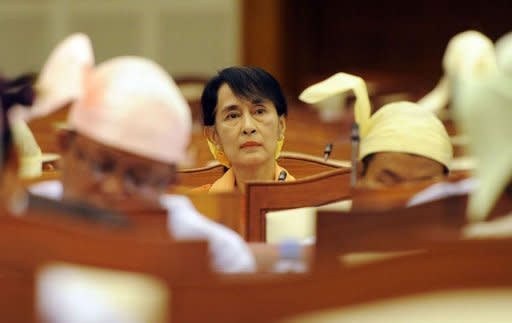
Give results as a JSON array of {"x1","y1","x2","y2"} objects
[
  {"x1": 207, "y1": 83, "x2": 285, "y2": 168},
  {"x1": 362, "y1": 152, "x2": 445, "y2": 187},
  {"x1": 60, "y1": 132, "x2": 176, "y2": 213}
]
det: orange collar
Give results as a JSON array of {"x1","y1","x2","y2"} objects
[{"x1": 209, "y1": 162, "x2": 295, "y2": 193}]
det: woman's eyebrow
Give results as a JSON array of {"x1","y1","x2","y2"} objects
[{"x1": 220, "y1": 104, "x2": 239, "y2": 113}]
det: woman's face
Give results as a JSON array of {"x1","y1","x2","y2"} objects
[{"x1": 207, "y1": 83, "x2": 285, "y2": 168}]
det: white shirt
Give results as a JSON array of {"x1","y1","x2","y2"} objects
[
  {"x1": 29, "y1": 181, "x2": 256, "y2": 273},
  {"x1": 407, "y1": 178, "x2": 512, "y2": 238},
  {"x1": 407, "y1": 178, "x2": 477, "y2": 207}
]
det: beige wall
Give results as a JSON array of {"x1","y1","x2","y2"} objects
[{"x1": 0, "y1": 0, "x2": 241, "y2": 77}]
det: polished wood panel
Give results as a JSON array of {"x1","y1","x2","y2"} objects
[
  {"x1": 243, "y1": 0, "x2": 511, "y2": 96},
  {"x1": 186, "y1": 192, "x2": 245, "y2": 236},
  {"x1": 177, "y1": 163, "x2": 226, "y2": 189},
  {"x1": 245, "y1": 167, "x2": 351, "y2": 241},
  {"x1": 0, "y1": 208, "x2": 210, "y2": 322},
  {"x1": 171, "y1": 239, "x2": 512, "y2": 323},
  {"x1": 316, "y1": 183, "x2": 512, "y2": 269},
  {"x1": 278, "y1": 151, "x2": 349, "y2": 179}
]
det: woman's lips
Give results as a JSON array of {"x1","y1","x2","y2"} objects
[{"x1": 240, "y1": 141, "x2": 262, "y2": 148}]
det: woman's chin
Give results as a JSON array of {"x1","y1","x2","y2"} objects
[{"x1": 235, "y1": 155, "x2": 271, "y2": 167}]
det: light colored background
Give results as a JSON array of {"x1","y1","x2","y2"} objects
[{"x1": 0, "y1": 0, "x2": 241, "y2": 77}]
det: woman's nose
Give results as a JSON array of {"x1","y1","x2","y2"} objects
[{"x1": 241, "y1": 114, "x2": 257, "y2": 135}]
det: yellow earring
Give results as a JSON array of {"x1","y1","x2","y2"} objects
[
  {"x1": 275, "y1": 136, "x2": 284, "y2": 160},
  {"x1": 207, "y1": 139, "x2": 231, "y2": 167}
]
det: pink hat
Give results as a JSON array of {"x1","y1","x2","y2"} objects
[
  {"x1": 68, "y1": 56, "x2": 192, "y2": 164},
  {"x1": 9, "y1": 33, "x2": 93, "y2": 123},
  {"x1": 31, "y1": 33, "x2": 94, "y2": 118}
]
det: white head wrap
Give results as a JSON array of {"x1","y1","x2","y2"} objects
[
  {"x1": 495, "y1": 31, "x2": 512, "y2": 74},
  {"x1": 8, "y1": 33, "x2": 94, "y2": 178},
  {"x1": 453, "y1": 31, "x2": 512, "y2": 221},
  {"x1": 69, "y1": 56, "x2": 192, "y2": 164},
  {"x1": 32, "y1": 33, "x2": 94, "y2": 119},
  {"x1": 417, "y1": 30, "x2": 497, "y2": 115},
  {"x1": 299, "y1": 73, "x2": 452, "y2": 169},
  {"x1": 360, "y1": 101, "x2": 452, "y2": 168},
  {"x1": 299, "y1": 72, "x2": 371, "y2": 137}
]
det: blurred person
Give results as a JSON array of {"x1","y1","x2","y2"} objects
[
  {"x1": 417, "y1": 30, "x2": 497, "y2": 116},
  {"x1": 28, "y1": 56, "x2": 255, "y2": 273},
  {"x1": 409, "y1": 30, "x2": 512, "y2": 226}
]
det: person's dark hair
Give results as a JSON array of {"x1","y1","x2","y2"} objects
[
  {"x1": 0, "y1": 73, "x2": 36, "y2": 164},
  {"x1": 361, "y1": 154, "x2": 374, "y2": 176},
  {"x1": 201, "y1": 66, "x2": 287, "y2": 126}
]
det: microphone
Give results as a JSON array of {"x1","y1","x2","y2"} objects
[
  {"x1": 323, "y1": 143, "x2": 333, "y2": 161},
  {"x1": 350, "y1": 123, "x2": 360, "y2": 187},
  {"x1": 278, "y1": 170, "x2": 287, "y2": 182}
]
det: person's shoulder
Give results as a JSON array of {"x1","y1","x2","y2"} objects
[
  {"x1": 161, "y1": 194, "x2": 255, "y2": 272},
  {"x1": 190, "y1": 184, "x2": 212, "y2": 193},
  {"x1": 160, "y1": 194, "x2": 195, "y2": 210},
  {"x1": 284, "y1": 169, "x2": 296, "y2": 182}
]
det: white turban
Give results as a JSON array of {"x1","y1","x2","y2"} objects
[
  {"x1": 299, "y1": 73, "x2": 452, "y2": 169},
  {"x1": 10, "y1": 119, "x2": 43, "y2": 178},
  {"x1": 32, "y1": 33, "x2": 94, "y2": 118},
  {"x1": 299, "y1": 72, "x2": 371, "y2": 136},
  {"x1": 418, "y1": 30, "x2": 497, "y2": 115},
  {"x1": 453, "y1": 32, "x2": 512, "y2": 221},
  {"x1": 360, "y1": 101, "x2": 452, "y2": 169},
  {"x1": 495, "y1": 31, "x2": 512, "y2": 74},
  {"x1": 8, "y1": 33, "x2": 94, "y2": 178},
  {"x1": 69, "y1": 56, "x2": 192, "y2": 164}
]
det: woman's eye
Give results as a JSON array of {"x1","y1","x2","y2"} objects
[
  {"x1": 226, "y1": 112, "x2": 239, "y2": 120},
  {"x1": 255, "y1": 108, "x2": 266, "y2": 115}
]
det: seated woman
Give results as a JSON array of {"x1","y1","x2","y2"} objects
[{"x1": 197, "y1": 66, "x2": 295, "y2": 193}]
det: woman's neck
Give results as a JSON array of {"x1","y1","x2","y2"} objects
[{"x1": 232, "y1": 159, "x2": 275, "y2": 193}]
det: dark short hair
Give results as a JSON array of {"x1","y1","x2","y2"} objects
[{"x1": 201, "y1": 66, "x2": 287, "y2": 126}]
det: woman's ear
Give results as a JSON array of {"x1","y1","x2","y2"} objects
[
  {"x1": 204, "y1": 127, "x2": 220, "y2": 146},
  {"x1": 278, "y1": 116, "x2": 286, "y2": 140},
  {"x1": 56, "y1": 128, "x2": 76, "y2": 152}
]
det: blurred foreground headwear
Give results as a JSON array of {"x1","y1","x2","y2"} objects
[
  {"x1": 453, "y1": 31, "x2": 512, "y2": 221},
  {"x1": 31, "y1": 33, "x2": 94, "y2": 119},
  {"x1": 495, "y1": 31, "x2": 512, "y2": 74},
  {"x1": 69, "y1": 56, "x2": 192, "y2": 164},
  {"x1": 299, "y1": 73, "x2": 452, "y2": 169},
  {"x1": 417, "y1": 30, "x2": 497, "y2": 115},
  {"x1": 8, "y1": 33, "x2": 94, "y2": 178}
]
